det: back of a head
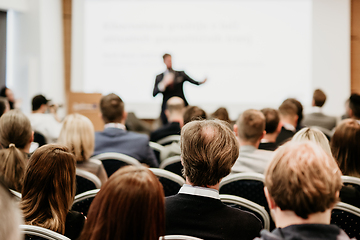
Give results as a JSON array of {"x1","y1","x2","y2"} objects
[
  {"x1": 292, "y1": 127, "x2": 332, "y2": 156},
  {"x1": 58, "y1": 113, "x2": 95, "y2": 162},
  {"x1": 261, "y1": 108, "x2": 280, "y2": 134},
  {"x1": 166, "y1": 97, "x2": 185, "y2": 116},
  {"x1": 183, "y1": 106, "x2": 207, "y2": 125},
  {"x1": 278, "y1": 101, "x2": 298, "y2": 118},
  {"x1": 236, "y1": 109, "x2": 265, "y2": 143},
  {"x1": 0, "y1": 110, "x2": 32, "y2": 150},
  {"x1": 349, "y1": 94, "x2": 360, "y2": 119},
  {"x1": 100, "y1": 93, "x2": 124, "y2": 124},
  {"x1": 283, "y1": 98, "x2": 303, "y2": 125},
  {"x1": 265, "y1": 141, "x2": 342, "y2": 219},
  {"x1": 331, "y1": 119, "x2": 360, "y2": 177},
  {"x1": 32, "y1": 94, "x2": 49, "y2": 111},
  {"x1": 0, "y1": 97, "x2": 9, "y2": 117},
  {"x1": 0, "y1": 178, "x2": 23, "y2": 240},
  {"x1": 211, "y1": 107, "x2": 231, "y2": 124},
  {"x1": 181, "y1": 119, "x2": 239, "y2": 186},
  {"x1": 21, "y1": 144, "x2": 76, "y2": 234},
  {"x1": 80, "y1": 166, "x2": 165, "y2": 240},
  {"x1": 313, "y1": 89, "x2": 327, "y2": 107}
]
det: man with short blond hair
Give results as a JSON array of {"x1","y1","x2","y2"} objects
[
  {"x1": 256, "y1": 141, "x2": 350, "y2": 240},
  {"x1": 232, "y1": 109, "x2": 273, "y2": 174},
  {"x1": 166, "y1": 119, "x2": 262, "y2": 240}
]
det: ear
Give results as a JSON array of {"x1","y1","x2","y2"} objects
[
  {"x1": 312, "y1": 99, "x2": 315, "y2": 107},
  {"x1": 29, "y1": 131, "x2": 34, "y2": 143},
  {"x1": 165, "y1": 109, "x2": 170, "y2": 119},
  {"x1": 233, "y1": 124, "x2": 238, "y2": 136},
  {"x1": 349, "y1": 108, "x2": 354, "y2": 118},
  {"x1": 123, "y1": 111, "x2": 128, "y2": 122},
  {"x1": 260, "y1": 130, "x2": 266, "y2": 140},
  {"x1": 276, "y1": 122, "x2": 282, "y2": 133},
  {"x1": 264, "y1": 187, "x2": 276, "y2": 210}
]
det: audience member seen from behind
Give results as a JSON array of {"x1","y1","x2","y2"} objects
[
  {"x1": 150, "y1": 96, "x2": 185, "y2": 143},
  {"x1": 348, "y1": 93, "x2": 360, "y2": 120},
  {"x1": 302, "y1": 89, "x2": 337, "y2": 131},
  {"x1": 259, "y1": 108, "x2": 281, "y2": 151},
  {"x1": 0, "y1": 97, "x2": 10, "y2": 117},
  {"x1": 257, "y1": 141, "x2": 349, "y2": 240},
  {"x1": 331, "y1": 119, "x2": 360, "y2": 208},
  {"x1": 94, "y1": 93, "x2": 158, "y2": 168},
  {"x1": 276, "y1": 101, "x2": 298, "y2": 145},
  {"x1": 58, "y1": 113, "x2": 108, "y2": 184},
  {"x1": 0, "y1": 110, "x2": 33, "y2": 191},
  {"x1": 0, "y1": 177, "x2": 23, "y2": 240},
  {"x1": 211, "y1": 107, "x2": 232, "y2": 124},
  {"x1": 28, "y1": 94, "x2": 62, "y2": 143},
  {"x1": 79, "y1": 165, "x2": 164, "y2": 240},
  {"x1": 283, "y1": 98, "x2": 304, "y2": 131},
  {"x1": 292, "y1": 127, "x2": 332, "y2": 156},
  {"x1": 232, "y1": 109, "x2": 273, "y2": 174},
  {"x1": 0, "y1": 86, "x2": 17, "y2": 109},
  {"x1": 21, "y1": 145, "x2": 85, "y2": 239},
  {"x1": 166, "y1": 119, "x2": 262, "y2": 240}
]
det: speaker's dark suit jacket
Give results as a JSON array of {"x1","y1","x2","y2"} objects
[
  {"x1": 94, "y1": 127, "x2": 158, "y2": 167},
  {"x1": 150, "y1": 122, "x2": 181, "y2": 143},
  {"x1": 166, "y1": 193, "x2": 262, "y2": 240},
  {"x1": 153, "y1": 70, "x2": 201, "y2": 124}
]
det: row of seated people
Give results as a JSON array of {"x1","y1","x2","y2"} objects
[{"x1": 0, "y1": 119, "x2": 355, "y2": 240}]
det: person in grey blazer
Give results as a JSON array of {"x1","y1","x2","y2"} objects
[
  {"x1": 302, "y1": 89, "x2": 337, "y2": 131},
  {"x1": 94, "y1": 93, "x2": 158, "y2": 168}
]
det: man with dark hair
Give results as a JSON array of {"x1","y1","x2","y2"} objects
[
  {"x1": 257, "y1": 141, "x2": 350, "y2": 240},
  {"x1": 0, "y1": 97, "x2": 9, "y2": 117},
  {"x1": 28, "y1": 94, "x2": 62, "y2": 143},
  {"x1": 153, "y1": 53, "x2": 207, "y2": 125},
  {"x1": 166, "y1": 119, "x2": 262, "y2": 240},
  {"x1": 232, "y1": 109, "x2": 273, "y2": 174},
  {"x1": 259, "y1": 108, "x2": 281, "y2": 151},
  {"x1": 302, "y1": 89, "x2": 337, "y2": 130},
  {"x1": 275, "y1": 101, "x2": 299, "y2": 145},
  {"x1": 348, "y1": 93, "x2": 360, "y2": 120},
  {"x1": 94, "y1": 93, "x2": 158, "y2": 167}
]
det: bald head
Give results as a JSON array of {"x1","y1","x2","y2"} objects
[{"x1": 165, "y1": 97, "x2": 185, "y2": 123}]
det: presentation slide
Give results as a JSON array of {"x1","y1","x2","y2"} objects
[{"x1": 83, "y1": 0, "x2": 311, "y2": 118}]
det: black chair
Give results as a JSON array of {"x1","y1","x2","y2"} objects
[
  {"x1": 76, "y1": 169, "x2": 101, "y2": 195},
  {"x1": 149, "y1": 141, "x2": 165, "y2": 164},
  {"x1": 21, "y1": 225, "x2": 70, "y2": 240},
  {"x1": 219, "y1": 173, "x2": 275, "y2": 230},
  {"x1": 331, "y1": 202, "x2": 360, "y2": 239},
  {"x1": 342, "y1": 175, "x2": 360, "y2": 192},
  {"x1": 150, "y1": 168, "x2": 185, "y2": 197},
  {"x1": 92, "y1": 153, "x2": 141, "y2": 177},
  {"x1": 220, "y1": 194, "x2": 270, "y2": 230},
  {"x1": 164, "y1": 235, "x2": 203, "y2": 240},
  {"x1": 160, "y1": 155, "x2": 183, "y2": 178},
  {"x1": 72, "y1": 189, "x2": 99, "y2": 216},
  {"x1": 157, "y1": 135, "x2": 181, "y2": 146}
]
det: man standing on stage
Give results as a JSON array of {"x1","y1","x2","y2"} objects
[{"x1": 153, "y1": 53, "x2": 207, "y2": 125}]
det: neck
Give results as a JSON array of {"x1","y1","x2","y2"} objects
[
  {"x1": 168, "y1": 116, "x2": 184, "y2": 127},
  {"x1": 273, "y1": 208, "x2": 331, "y2": 228},
  {"x1": 32, "y1": 109, "x2": 44, "y2": 114},
  {"x1": 185, "y1": 178, "x2": 220, "y2": 191},
  {"x1": 280, "y1": 118, "x2": 297, "y2": 128},
  {"x1": 239, "y1": 139, "x2": 260, "y2": 148},
  {"x1": 262, "y1": 132, "x2": 278, "y2": 143}
]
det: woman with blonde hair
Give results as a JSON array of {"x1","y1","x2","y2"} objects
[
  {"x1": 291, "y1": 127, "x2": 332, "y2": 156},
  {"x1": 79, "y1": 166, "x2": 165, "y2": 240},
  {"x1": 58, "y1": 113, "x2": 107, "y2": 184},
  {"x1": 21, "y1": 144, "x2": 85, "y2": 239},
  {"x1": 0, "y1": 110, "x2": 33, "y2": 191}
]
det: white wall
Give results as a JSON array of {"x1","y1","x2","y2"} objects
[{"x1": 0, "y1": 0, "x2": 27, "y2": 12}]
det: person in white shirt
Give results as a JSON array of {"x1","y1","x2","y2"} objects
[{"x1": 28, "y1": 94, "x2": 62, "y2": 143}]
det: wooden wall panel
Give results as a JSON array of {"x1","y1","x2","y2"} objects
[
  {"x1": 351, "y1": 0, "x2": 360, "y2": 94},
  {"x1": 62, "y1": 0, "x2": 72, "y2": 111}
]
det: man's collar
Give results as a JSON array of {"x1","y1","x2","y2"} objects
[
  {"x1": 178, "y1": 184, "x2": 220, "y2": 199},
  {"x1": 283, "y1": 123, "x2": 296, "y2": 132},
  {"x1": 104, "y1": 123, "x2": 126, "y2": 131},
  {"x1": 312, "y1": 106, "x2": 322, "y2": 113}
]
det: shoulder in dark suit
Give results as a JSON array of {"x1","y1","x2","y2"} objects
[
  {"x1": 166, "y1": 193, "x2": 262, "y2": 240},
  {"x1": 150, "y1": 122, "x2": 181, "y2": 143},
  {"x1": 275, "y1": 127, "x2": 295, "y2": 146},
  {"x1": 259, "y1": 142, "x2": 278, "y2": 151},
  {"x1": 94, "y1": 128, "x2": 158, "y2": 167}
]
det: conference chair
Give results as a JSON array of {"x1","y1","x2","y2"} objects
[
  {"x1": 76, "y1": 168, "x2": 101, "y2": 195},
  {"x1": 342, "y1": 175, "x2": 360, "y2": 192},
  {"x1": 91, "y1": 152, "x2": 141, "y2": 177},
  {"x1": 149, "y1": 141, "x2": 166, "y2": 163},
  {"x1": 21, "y1": 225, "x2": 70, "y2": 240},
  {"x1": 220, "y1": 194, "x2": 270, "y2": 230},
  {"x1": 157, "y1": 135, "x2": 181, "y2": 146},
  {"x1": 72, "y1": 189, "x2": 100, "y2": 217},
  {"x1": 10, "y1": 189, "x2": 21, "y2": 201},
  {"x1": 331, "y1": 202, "x2": 360, "y2": 239},
  {"x1": 163, "y1": 235, "x2": 203, "y2": 240},
  {"x1": 150, "y1": 168, "x2": 185, "y2": 197},
  {"x1": 159, "y1": 155, "x2": 183, "y2": 178}
]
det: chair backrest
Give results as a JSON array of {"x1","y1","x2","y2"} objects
[
  {"x1": 149, "y1": 168, "x2": 185, "y2": 197},
  {"x1": 157, "y1": 135, "x2": 181, "y2": 146},
  {"x1": 331, "y1": 202, "x2": 360, "y2": 239},
  {"x1": 220, "y1": 194, "x2": 270, "y2": 230},
  {"x1": 76, "y1": 169, "x2": 101, "y2": 195},
  {"x1": 342, "y1": 175, "x2": 360, "y2": 192},
  {"x1": 159, "y1": 155, "x2": 183, "y2": 178},
  {"x1": 10, "y1": 189, "x2": 22, "y2": 201},
  {"x1": 92, "y1": 152, "x2": 141, "y2": 177},
  {"x1": 149, "y1": 141, "x2": 165, "y2": 163},
  {"x1": 72, "y1": 189, "x2": 100, "y2": 216},
  {"x1": 163, "y1": 235, "x2": 204, "y2": 240},
  {"x1": 20, "y1": 225, "x2": 70, "y2": 240}
]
